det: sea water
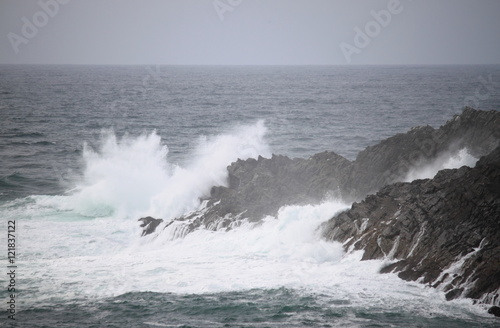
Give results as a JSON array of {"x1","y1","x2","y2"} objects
[{"x1": 1, "y1": 65, "x2": 499, "y2": 327}]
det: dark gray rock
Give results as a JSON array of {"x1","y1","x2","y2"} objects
[
  {"x1": 342, "y1": 107, "x2": 500, "y2": 199},
  {"x1": 178, "y1": 151, "x2": 351, "y2": 232},
  {"x1": 321, "y1": 146, "x2": 500, "y2": 306},
  {"x1": 167, "y1": 107, "x2": 500, "y2": 233},
  {"x1": 138, "y1": 216, "x2": 164, "y2": 236},
  {"x1": 138, "y1": 107, "x2": 500, "y2": 308},
  {"x1": 488, "y1": 306, "x2": 500, "y2": 317}
]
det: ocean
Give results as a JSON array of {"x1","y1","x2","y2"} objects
[{"x1": 1, "y1": 65, "x2": 499, "y2": 327}]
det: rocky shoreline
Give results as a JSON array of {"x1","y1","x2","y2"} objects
[
  {"x1": 139, "y1": 107, "x2": 500, "y2": 311},
  {"x1": 321, "y1": 146, "x2": 500, "y2": 309}
]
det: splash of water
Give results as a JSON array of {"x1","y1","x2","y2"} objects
[
  {"x1": 148, "y1": 121, "x2": 270, "y2": 220},
  {"x1": 404, "y1": 148, "x2": 477, "y2": 182},
  {"x1": 59, "y1": 121, "x2": 270, "y2": 220}
]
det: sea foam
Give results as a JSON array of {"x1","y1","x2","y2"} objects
[
  {"x1": 62, "y1": 121, "x2": 269, "y2": 221},
  {"x1": 10, "y1": 125, "x2": 491, "y2": 321}
]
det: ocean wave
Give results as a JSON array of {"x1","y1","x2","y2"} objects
[
  {"x1": 3, "y1": 132, "x2": 45, "y2": 138},
  {"x1": 50, "y1": 122, "x2": 270, "y2": 219},
  {"x1": 0, "y1": 172, "x2": 28, "y2": 188}
]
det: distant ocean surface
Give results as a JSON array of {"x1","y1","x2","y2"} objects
[{"x1": 1, "y1": 65, "x2": 499, "y2": 327}]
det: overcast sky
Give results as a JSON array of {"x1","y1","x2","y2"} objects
[{"x1": 1, "y1": 0, "x2": 499, "y2": 65}]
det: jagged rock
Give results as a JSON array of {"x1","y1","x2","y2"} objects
[
  {"x1": 138, "y1": 216, "x2": 164, "y2": 236},
  {"x1": 488, "y1": 306, "x2": 500, "y2": 317},
  {"x1": 342, "y1": 107, "x2": 500, "y2": 199},
  {"x1": 137, "y1": 108, "x2": 500, "y2": 308},
  {"x1": 140, "y1": 108, "x2": 500, "y2": 236},
  {"x1": 173, "y1": 107, "x2": 500, "y2": 232},
  {"x1": 321, "y1": 146, "x2": 500, "y2": 305},
  {"x1": 178, "y1": 151, "x2": 351, "y2": 232}
]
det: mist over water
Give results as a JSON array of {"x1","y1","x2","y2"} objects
[{"x1": 1, "y1": 65, "x2": 499, "y2": 327}]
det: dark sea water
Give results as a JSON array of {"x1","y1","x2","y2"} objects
[{"x1": 1, "y1": 65, "x2": 499, "y2": 327}]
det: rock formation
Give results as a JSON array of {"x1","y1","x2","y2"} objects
[
  {"x1": 138, "y1": 107, "x2": 500, "y2": 309},
  {"x1": 342, "y1": 107, "x2": 500, "y2": 199},
  {"x1": 321, "y1": 146, "x2": 500, "y2": 306},
  {"x1": 489, "y1": 305, "x2": 500, "y2": 317},
  {"x1": 140, "y1": 107, "x2": 499, "y2": 236},
  {"x1": 138, "y1": 216, "x2": 164, "y2": 236}
]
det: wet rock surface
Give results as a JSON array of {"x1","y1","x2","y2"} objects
[
  {"x1": 156, "y1": 107, "x2": 500, "y2": 233},
  {"x1": 489, "y1": 306, "x2": 500, "y2": 317},
  {"x1": 321, "y1": 146, "x2": 500, "y2": 306},
  {"x1": 138, "y1": 216, "x2": 164, "y2": 236},
  {"x1": 342, "y1": 107, "x2": 500, "y2": 199},
  {"x1": 139, "y1": 108, "x2": 500, "y2": 308}
]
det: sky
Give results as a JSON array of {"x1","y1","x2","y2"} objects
[{"x1": 0, "y1": 0, "x2": 499, "y2": 65}]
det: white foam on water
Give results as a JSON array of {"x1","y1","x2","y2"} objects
[
  {"x1": 12, "y1": 195, "x2": 490, "y2": 320},
  {"x1": 16, "y1": 199, "x2": 349, "y2": 300},
  {"x1": 148, "y1": 121, "x2": 270, "y2": 220},
  {"x1": 1, "y1": 127, "x2": 492, "y2": 322},
  {"x1": 404, "y1": 148, "x2": 478, "y2": 182},
  {"x1": 45, "y1": 129, "x2": 170, "y2": 219},
  {"x1": 41, "y1": 121, "x2": 269, "y2": 221}
]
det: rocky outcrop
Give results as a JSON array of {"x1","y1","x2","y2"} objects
[
  {"x1": 342, "y1": 107, "x2": 500, "y2": 199},
  {"x1": 138, "y1": 151, "x2": 350, "y2": 235},
  {"x1": 139, "y1": 107, "x2": 499, "y2": 236},
  {"x1": 136, "y1": 108, "x2": 500, "y2": 310},
  {"x1": 489, "y1": 306, "x2": 500, "y2": 317},
  {"x1": 321, "y1": 146, "x2": 500, "y2": 306},
  {"x1": 186, "y1": 151, "x2": 351, "y2": 231},
  {"x1": 138, "y1": 216, "x2": 164, "y2": 236}
]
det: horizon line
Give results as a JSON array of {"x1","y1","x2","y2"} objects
[{"x1": 1, "y1": 63, "x2": 500, "y2": 67}]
